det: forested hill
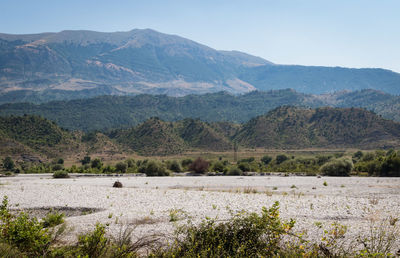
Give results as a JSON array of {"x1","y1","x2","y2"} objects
[
  {"x1": 234, "y1": 106, "x2": 400, "y2": 150},
  {"x1": 1, "y1": 89, "x2": 399, "y2": 131},
  {"x1": 110, "y1": 107, "x2": 400, "y2": 154},
  {"x1": 2, "y1": 107, "x2": 400, "y2": 157}
]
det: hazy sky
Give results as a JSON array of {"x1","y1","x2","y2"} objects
[{"x1": 1, "y1": 0, "x2": 399, "y2": 72}]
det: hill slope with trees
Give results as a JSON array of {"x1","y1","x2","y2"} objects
[{"x1": 1, "y1": 89, "x2": 399, "y2": 131}]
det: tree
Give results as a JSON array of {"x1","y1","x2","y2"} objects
[
  {"x1": 168, "y1": 160, "x2": 182, "y2": 173},
  {"x1": 91, "y1": 158, "x2": 102, "y2": 169},
  {"x1": 276, "y1": 154, "x2": 289, "y2": 165},
  {"x1": 189, "y1": 157, "x2": 209, "y2": 174},
  {"x1": 138, "y1": 161, "x2": 168, "y2": 176},
  {"x1": 212, "y1": 161, "x2": 225, "y2": 172},
  {"x1": 115, "y1": 162, "x2": 127, "y2": 173},
  {"x1": 81, "y1": 156, "x2": 91, "y2": 165},
  {"x1": 353, "y1": 151, "x2": 363, "y2": 160},
  {"x1": 320, "y1": 158, "x2": 353, "y2": 176},
  {"x1": 3, "y1": 157, "x2": 15, "y2": 171},
  {"x1": 261, "y1": 155, "x2": 272, "y2": 165}
]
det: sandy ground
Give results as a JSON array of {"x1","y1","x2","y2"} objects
[{"x1": 1, "y1": 174, "x2": 399, "y2": 251}]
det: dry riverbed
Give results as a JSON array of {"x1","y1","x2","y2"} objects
[{"x1": 1, "y1": 175, "x2": 399, "y2": 251}]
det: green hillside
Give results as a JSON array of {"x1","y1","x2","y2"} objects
[
  {"x1": 1, "y1": 89, "x2": 399, "y2": 132},
  {"x1": 234, "y1": 106, "x2": 400, "y2": 149},
  {"x1": 2, "y1": 107, "x2": 400, "y2": 158},
  {"x1": 114, "y1": 118, "x2": 186, "y2": 155}
]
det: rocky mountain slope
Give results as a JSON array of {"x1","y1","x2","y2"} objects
[{"x1": 1, "y1": 29, "x2": 400, "y2": 101}]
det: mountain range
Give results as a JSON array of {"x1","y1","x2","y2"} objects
[{"x1": 1, "y1": 28, "x2": 400, "y2": 102}]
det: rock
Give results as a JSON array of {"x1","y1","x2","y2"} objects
[{"x1": 113, "y1": 181, "x2": 123, "y2": 188}]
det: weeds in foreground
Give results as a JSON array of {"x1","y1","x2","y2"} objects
[{"x1": 0, "y1": 195, "x2": 399, "y2": 257}]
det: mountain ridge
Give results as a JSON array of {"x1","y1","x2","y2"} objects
[
  {"x1": 1, "y1": 89, "x2": 399, "y2": 132},
  {"x1": 1, "y1": 28, "x2": 400, "y2": 100}
]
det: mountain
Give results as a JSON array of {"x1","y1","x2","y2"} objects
[
  {"x1": 1, "y1": 29, "x2": 400, "y2": 102},
  {"x1": 239, "y1": 65, "x2": 400, "y2": 94},
  {"x1": 0, "y1": 29, "x2": 266, "y2": 101},
  {"x1": 1, "y1": 89, "x2": 399, "y2": 132},
  {"x1": 234, "y1": 106, "x2": 400, "y2": 149}
]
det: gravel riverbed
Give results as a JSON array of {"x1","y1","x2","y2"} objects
[{"x1": 1, "y1": 175, "x2": 399, "y2": 251}]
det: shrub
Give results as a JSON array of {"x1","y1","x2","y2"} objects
[
  {"x1": 189, "y1": 157, "x2": 209, "y2": 174},
  {"x1": 168, "y1": 160, "x2": 182, "y2": 172},
  {"x1": 52, "y1": 164, "x2": 63, "y2": 171},
  {"x1": 320, "y1": 158, "x2": 353, "y2": 176},
  {"x1": 353, "y1": 151, "x2": 363, "y2": 160},
  {"x1": 0, "y1": 196, "x2": 51, "y2": 256},
  {"x1": 239, "y1": 157, "x2": 255, "y2": 163},
  {"x1": 125, "y1": 158, "x2": 135, "y2": 168},
  {"x1": 42, "y1": 211, "x2": 65, "y2": 228},
  {"x1": 181, "y1": 158, "x2": 193, "y2": 169},
  {"x1": 76, "y1": 223, "x2": 109, "y2": 258},
  {"x1": 3, "y1": 157, "x2": 15, "y2": 171},
  {"x1": 261, "y1": 155, "x2": 272, "y2": 165},
  {"x1": 160, "y1": 202, "x2": 298, "y2": 257},
  {"x1": 53, "y1": 170, "x2": 69, "y2": 178},
  {"x1": 378, "y1": 155, "x2": 400, "y2": 177},
  {"x1": 316, "y1": 155, "x2": 333, "y2": 166},
  {"x1": 138, "y1": 161, "x2": 169, "y2": 176},
  {"x1": 226, "y1": 167, "x2": 242, "y2": 176},
  {"x1": 81, "y1": 156, "x2": 91, "y2": 165},
  {"x1": 115, "y1": 162, "x2": 127, "y2": 173},
  {"x1": 211, "y1": 161, "x2": 225, "y2": 172},
  {"x1": 238, "y1": 162, "x2": 251, "y2": 172},
  {"x1": 276, "y1": 154, "x2": 289, "y2": 165},
  {"x1": 91, "y1": 158, "x2": 102, "y2": 169}
]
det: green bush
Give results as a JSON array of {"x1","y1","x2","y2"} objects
[
  {"x1": 81, "y1": 156, "x2": 91, "y2": 165},
  {"x1": 76, "y1": 223, "x2": 108, "y2": 258},
  {"x1": 159, "y1": 202, "x2": 298, "y2": 257},
  {"x1": 0, "y1": 196, "x2": 51, "y2": 256},
  {"x1": 41, "y1": 211, "x2": 65, "y2": 228},
  {"x1": 53, "y1": 170, "x2": 69, "y2": 178},
  {"x1": 115, "y1": 162, "x2": 127, "y2": 173},
  {"x1": 276, "y1": 154, "x2": 289, "y2": 165},
  {"x1": 168, "y1": 160, "x2": 182, "y2": 172},
  {"x1": 226, "y1": 167, "x2": 242, "y2": 176},
  {"x1": 211, "y1": 161, "x2": 225, "y2": 172},
  {"x1": 261, "y1": 155, "x2": 272, "y2": 165},
  {"x1": 353, "y1": 151, "x2": 363, "y2": 160},
  {"x1": 320, "y1": 158, "x2": 353, "y2": 176},
  {"x1": 138, "y1": 161, "x2": 169, "y2": 176},
  {"x1": 238, "y1": 162, "x2": 251, "y2": 172},
  {"x1": 52, "y1": 164, "x2": 63, "y2": 171},
  {"x1": 91, "y1": 158, "x2": 102, "y2": 169},
  {"x1": 2, "y1": 157, "x2": 15, "y2": 171},
  {"x1": 378, "y1": 154, "x2": 400, "y2": 177}
]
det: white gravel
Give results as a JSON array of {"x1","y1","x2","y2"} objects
[{"x1": 1, "y1": 175, "x2": 399, "y2": 250}]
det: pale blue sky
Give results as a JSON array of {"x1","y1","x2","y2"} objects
[{"x1": 1, "y1": 0, "x2": 399, "y2": 72}]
